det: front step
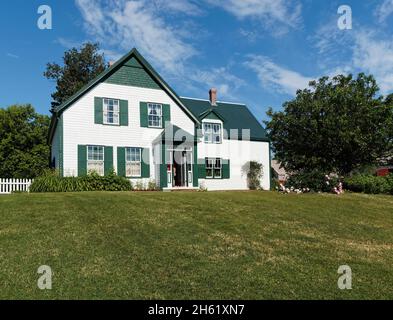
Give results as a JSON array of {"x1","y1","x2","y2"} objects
[{"x1": 162, "y1": 187, "x2": 199, "y2": 192}]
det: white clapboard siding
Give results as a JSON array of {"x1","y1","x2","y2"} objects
[{"x1": 0, "y1": 178, "x2": 33, "y2": 194}]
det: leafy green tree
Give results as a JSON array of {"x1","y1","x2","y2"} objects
[
  {"x1": 44, "y1": 42, "x2": 108, "y2": 112},
  {"x1": 0, "y1": 105, "x2": 50, "y2": 178},
  {"x1": 266, "y1": 73, "x2": 393, "y2": 175}
]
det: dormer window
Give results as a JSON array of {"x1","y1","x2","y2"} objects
[{"x1": 203, "y1": 122, "x2": 222, "y2": 144}]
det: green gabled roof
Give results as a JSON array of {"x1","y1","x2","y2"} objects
[
  {"x1": 179, "y1": 97, "x2": 269, "y2": 142},
  {"x1": 48, "y1": 48, "x2": 200, "y2": 144},
  {"x1": 199, "y1": 108, "x2": 226, "y2": 122}
]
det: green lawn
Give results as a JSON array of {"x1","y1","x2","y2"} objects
[{"x1": 0, "y1": 191, "x2": 392, "y2": 299}]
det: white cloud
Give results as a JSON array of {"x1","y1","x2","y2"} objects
[
  {"x1": 312, "y1": 19, "x2": 352, "y2": 56},
  {"x1": 352, "y1": 31, "x2": 393, "y2": 94},
  {"x1": 374, "y1": 0, "x2": 393, "y2": 23},
  {"x1": 151, "y1": 0, "x2": 204, "y2": 16},
  {"x1": 74, "y1": 0, "x2": 244, "y2": 100},
  {"x1": 244, "y1": 55, "x2": 313, "y2": 96},
  {"x1": 6, "y1": 53, "x2": 19, "y2": 59},
  {"x1": 55, "y1": 37, "x2": 84, "y2": 49},
  {"x1": 75, "y1": 0, "x2": 196, "y2": 73},
  {"x1": 311, "y1": 17, "x2": 393, "y2": 95},
  {"x1": 187, "y1": 66, "x2": 246, "y2": 99},
  {"x1": 206, "y1": 0, "x2": 302, "y2": 31}
]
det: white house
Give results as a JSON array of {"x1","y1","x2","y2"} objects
[{"x1": 48, "y1": 48, "x2": 271, "y2": 191}]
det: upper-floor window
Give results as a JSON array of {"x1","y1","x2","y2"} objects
[
  {"x1": 125, "y1": 147, "x2": 142, "y2": 177},
  {"x1": 103, "y1": 98, "x2": 119, "y2": 125},
  {"x1": 87, "y1": 145, "x2": 104, "y2": 176},
  {"x1": 148, "y1": 103, "x2": 162, "y2": 128},
  {"x1": 203, "y1": 123, "x2": 222, "y2": 144}
]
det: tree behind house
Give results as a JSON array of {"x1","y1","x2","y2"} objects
[{"x1": 44, "y1": 42, "x2": 108, "y2": 113}]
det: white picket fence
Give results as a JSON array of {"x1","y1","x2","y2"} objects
[{"x1": 0, "y1": 178, "x2": 33, "y2": 194}]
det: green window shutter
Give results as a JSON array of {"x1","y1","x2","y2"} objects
[
  {"x1": 198, "y1": 159, "x2": 206, "y2": 179},
  {"x1": 141, "y1": 148, "x2": 150, "y2": 178},
  {"x1": 222, "y1": 159, "x2": 230, "y2": 179},
  {"x1": 160, "y1": 144, "x2": 167, "y2": 189},
  {"x1": 117, "y1": 147, "x2": 126, "y2": 177},
  {"x1": 193, "y1": 142, "x2": 198, "y2": 187},
  {"x1": 140, "y1": 102, "x2": 148, "y2": 127},
  {"x1": 162, "y1": 104, "x2": 171, "y2": 128},
  {"x1": 119, "y1": 100, "x2": 129, "y2": 126},
  {"x1": 94, "y1": 97, "x2": 103, "y2": 124},
  {"x1": 77, "y1": 145, "x2": 87, "y2": 176},
  {"x1": 104, "y1": 146, "x2": 113, "y2": 175}
]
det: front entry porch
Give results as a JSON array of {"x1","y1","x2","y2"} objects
[
  {"x1": 166, "y1": 148, "x2": 194, "y2": 189},
  {"x1": 155, "y1": 124, "x2": 199, "y2": 190}
]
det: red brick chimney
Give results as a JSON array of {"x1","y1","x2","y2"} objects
[{"x1": 209, "y1": 88, "x2": 217, "y2": 106}]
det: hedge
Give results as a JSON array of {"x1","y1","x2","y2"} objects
[
  {"x1": 30, "y1": 171, "x2": 132, "y2": 193},
  {"x1": 344, "y1": 174, "x2": 393, "y2": 194}
]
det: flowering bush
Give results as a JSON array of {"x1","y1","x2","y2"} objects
[{"x1": 277, "y1": 170, "x2": 343, "y2": 194}]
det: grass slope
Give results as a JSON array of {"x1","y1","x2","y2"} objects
[{"x1": 0, "y1": 191, "x2": 392, "y2": 299}]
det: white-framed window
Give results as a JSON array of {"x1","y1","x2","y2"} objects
[
  {"x1": 205, "y1": 158, "x2": 214, "y2": 178},
  {"x1": 203, "y1": 123, "x2": 222, "y2": 144},
  {"x1": 103, "y1": 98, "x2": 119, "y2": 125},
  {"x1": 206, "y1": 158, "x2": 221, "y2": 179},
  {"x1": 126, "y1": 147, "x2": 142, "y2": 177},
  {"x1": 87, "y1": 145, "x2": 104, "y2": 176},
  {"x1": 214, "y1": 158, "x2": 222, "y2": 178},
  {"x1": 148, "y1": 103, "x2": 162, "y2": 128}
]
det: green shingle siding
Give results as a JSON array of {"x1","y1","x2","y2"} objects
[
  {"x1": 124, "y1": 57, "x2": 143, "y2": 68},
  {"x1": 105, "y1": 65, "x2": 161, "y2": 90},
  {"x1": 203, "y1": 112, "x2": 221, "y2": 121}
]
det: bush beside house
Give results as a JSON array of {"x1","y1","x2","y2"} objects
[{"x1": 30, "y1": 170, "x2": 132, "y2": 193}]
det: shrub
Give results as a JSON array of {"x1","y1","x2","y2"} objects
[
  {"x1": 134, "y1": 180, "x2": 145, "y2": 191},
  {"x1": 147, "y1": 180, "x2": 160, "y2": 191},
  {"x1": 345, "y1": 174, "x2": 393, "y2": 194},
  {"x1": 286, "y1": 170, "x2": 339, "y2": 192},
  {"x1": 30, "y1": 170, "x2": 132, "y2": 193},
  {"x1": 246, "y1": 161, "x2": 264, "y2": 190}
]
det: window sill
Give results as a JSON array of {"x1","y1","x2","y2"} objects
[{"x1": 102, "y1": 123, "x2": 121, "y2": 126}]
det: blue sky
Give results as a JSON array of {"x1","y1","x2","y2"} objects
[{"x1": 1, "y1": 0, "x2": 393, "y2": 122}]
